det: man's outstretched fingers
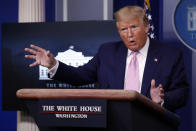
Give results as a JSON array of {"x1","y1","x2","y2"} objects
[
  {"x1": 25, "y1": 55, "x2": 36, "y2": 60},
  {"x1": 30, "y1": 44, "x2": 45, "y2": 52},
  {"x1": 29, "y1": 61, "x2": 39, "y2": 67}
]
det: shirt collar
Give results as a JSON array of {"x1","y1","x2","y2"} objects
[{"x1": 127, "y1": 37, "x2": 150, "y2": 57}]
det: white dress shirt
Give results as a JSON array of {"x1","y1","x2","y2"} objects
[{"x1": 124, "y1": 37, "x2": 150, "y2": 93}]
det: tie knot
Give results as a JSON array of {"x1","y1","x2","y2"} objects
[{"x1": 131, "y1": 51, "x2": 139, "y2": 56}]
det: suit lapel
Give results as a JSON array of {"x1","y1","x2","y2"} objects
[
  {"x1": 141, "y1": 40, "x2": 161, "y2": 96},
  {"x1": 116, "y1": 42, "x2": 127, "y2": 89}
]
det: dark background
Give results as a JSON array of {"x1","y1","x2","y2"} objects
[
  {"x1": 0, "y1": 0, "x2": 193, "y2": 131},
  {"x1": 2, "y1": 21, "x2": 121, "y2": 110}
]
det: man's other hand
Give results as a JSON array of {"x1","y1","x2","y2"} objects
[{"x1": 150, "y1": 79, "x2": 164, "y2": 104}]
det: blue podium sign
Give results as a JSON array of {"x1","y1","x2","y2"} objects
[
  {"x1": 37, "y1": 99, "x2": 107, "y2": 128},
  {"x1": 173, "y1": 0, "x2": 196, "y2": 52}
]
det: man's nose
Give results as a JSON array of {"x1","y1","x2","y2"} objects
[{"x1": 128, "y1": 28, "x2": 133, "y2": 37}]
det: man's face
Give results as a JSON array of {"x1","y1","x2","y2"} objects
[{"x1": 117, "y1": 18, "x2": 149, "y2": 51}]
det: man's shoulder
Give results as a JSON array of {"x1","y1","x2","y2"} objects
[{"x1": 150, "y1": 39, "x2": 182, "y2": 55}]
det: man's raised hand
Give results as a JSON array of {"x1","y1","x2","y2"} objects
[{"x1": 24, "y1": 44, "x2": 57, "y2": 69}]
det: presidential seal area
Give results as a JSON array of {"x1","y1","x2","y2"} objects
[{"x1": 80, "y1": 106, "x2": 102, "y2": 112}]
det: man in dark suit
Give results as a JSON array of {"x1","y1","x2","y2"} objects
[{"x1": 25, "y1": 6, "x2": 189, "y2": 112}]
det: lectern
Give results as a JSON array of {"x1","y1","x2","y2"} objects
[{"x1": 16, "y1": 89, "x2": 180, "y2": 131}]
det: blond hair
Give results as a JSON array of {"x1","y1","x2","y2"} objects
[{"x1": 114, "y1": 6, "x2": 149, "y2": 25}]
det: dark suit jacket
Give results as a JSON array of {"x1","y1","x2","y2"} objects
[{"x1": 53, "y1": 39, "x2": 189, "y2": 111}]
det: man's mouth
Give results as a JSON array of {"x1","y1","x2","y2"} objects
[{"x1": 129, "y1": 40, "x2": 136, "y2": 45}]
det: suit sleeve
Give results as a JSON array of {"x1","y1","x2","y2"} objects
[
  {"x1": 52, "y1": 54, "x2": 99, "y2": 85},
  {"x1": 52, "y1": 47, "x2": 102, "y2": 85},
  {"x1": 163, "y1": 50, "x2": 189, "y2": 111}
]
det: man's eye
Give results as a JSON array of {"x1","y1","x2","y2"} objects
[
  {"x1": 131, "y1": 25, "x2": 138, "y2": 30},
  {"x1": 121, "y1": 28, "x2": 128, "y2": 32}
]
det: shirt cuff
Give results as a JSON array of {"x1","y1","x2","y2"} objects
[{"x1": 48, "y1": 60, "x2": 59, "y2": 78}]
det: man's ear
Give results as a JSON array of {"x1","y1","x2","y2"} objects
[{"x1": 145, "y1": 24, "x2": 150, "y2": 34}]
